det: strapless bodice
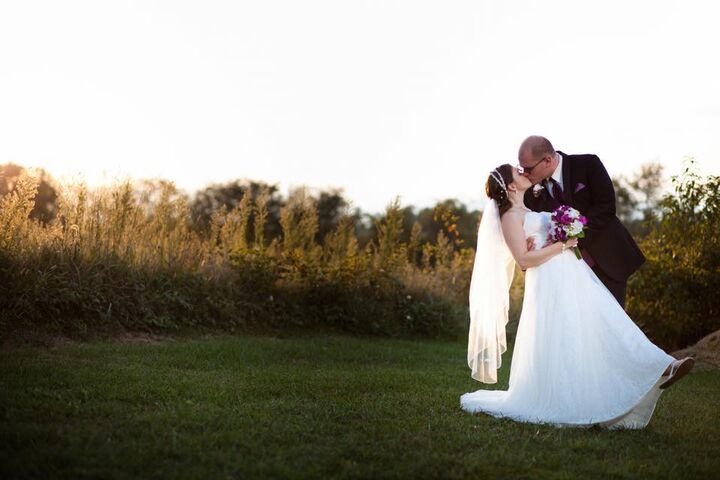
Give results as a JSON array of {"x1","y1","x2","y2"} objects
[{"x1": 523, "y1": 211, "x2": 552, "y2": 250}]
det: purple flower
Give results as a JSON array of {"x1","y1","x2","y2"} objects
[{"x1": 548, "y1": 205, "x2": 588, "y2": 260}]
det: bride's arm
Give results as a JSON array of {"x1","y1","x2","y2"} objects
[{"x1": 500, "y1": 212, "x2": 576, "y2": 269}]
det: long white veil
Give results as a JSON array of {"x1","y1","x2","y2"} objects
[{"x1": 467, "y1": 197, "x2": 515, "y2": 383}]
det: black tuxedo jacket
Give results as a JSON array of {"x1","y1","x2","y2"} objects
[{"x1": 523, "y1": 151, "x2": 645, "y2": 282}]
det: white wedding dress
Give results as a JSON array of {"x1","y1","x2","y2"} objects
[{"x1": 460, "y1": 211, "x2": 675, "y2": 429}]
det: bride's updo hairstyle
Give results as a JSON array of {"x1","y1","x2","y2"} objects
[{"x1": 485, "y1": 164, "x2": 514, "y2": 217}]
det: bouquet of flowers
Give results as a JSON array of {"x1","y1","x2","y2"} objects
[{"x1": 548, "y1": 205, "x2": 588, "y2": 259}]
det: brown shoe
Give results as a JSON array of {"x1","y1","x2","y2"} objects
[{"x1": 659, "y1": 357, "x2": 695, "y2": 389}]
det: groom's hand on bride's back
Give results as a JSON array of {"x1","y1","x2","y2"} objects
[
  {"x1": 525, "y1": 237, "x2": 550, "y2": 251},
  {"x1": 522, "y1": 237, "x2": 536, "y2": 271},
  {"x1": 522, "y1": 237, "x2": 554, "y2": 271}
]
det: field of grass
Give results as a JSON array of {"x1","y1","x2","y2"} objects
[{"x1": 1, "y1": 332, "x2": 718, "y2": 479}]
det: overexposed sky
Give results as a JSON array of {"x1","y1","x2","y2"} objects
[{"x1": 1, "y1": 1, "x2": 718, "y2": 214}]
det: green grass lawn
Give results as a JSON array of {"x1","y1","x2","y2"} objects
[{"x1": 1, "y1": 332, "x2": 718, "y2": 479}]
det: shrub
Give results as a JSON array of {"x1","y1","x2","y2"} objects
[{"x1": 627, "y1": 159, "x2": 720, "y2": 350}]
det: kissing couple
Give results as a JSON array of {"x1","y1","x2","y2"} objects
[{"x1": 460, "y1": 135, "x2": 694, "y2": 430}]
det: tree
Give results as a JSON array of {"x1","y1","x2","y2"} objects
[
  {"x1": 627, "y1": 159, "x2": 720, "y2": 350},
  {"x1": 190, "y1": 179, "x2": 285, "y2": 243},
  {"x1": 612, "y1": 162, "x2": 665, "y2": 238},
  {"x1": 315, "y1": 189, "x2": 350, "y2": 245}
]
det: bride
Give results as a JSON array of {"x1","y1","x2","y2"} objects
[{"x1": 460, "y1": 164, "x2": 694, "y2": 429}]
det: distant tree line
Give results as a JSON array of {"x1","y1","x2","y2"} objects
[
  {"x1": 1, "y1": 160, "x2": 667, "y2": 255},
  {"x1": 1, "y1": 159, "x2": 716, "y2": 349}
]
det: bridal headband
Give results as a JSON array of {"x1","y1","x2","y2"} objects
[{"x1": 489, "y1": 169, "x2": 508, "y2": 197}]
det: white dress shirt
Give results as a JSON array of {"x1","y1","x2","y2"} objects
[{"x1": 546, "y1": 152, "x2": 564, "y2": 197}]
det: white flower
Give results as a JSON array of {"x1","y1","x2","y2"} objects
[{"x1": 567, "y1": 208, "x2": 581, "y2": 220}]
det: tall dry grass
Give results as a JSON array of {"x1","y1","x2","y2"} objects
[{"x1": 0, "y1": 175, "x2": 491, "y2": 339}]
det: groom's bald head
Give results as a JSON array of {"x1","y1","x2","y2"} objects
[
  {"x1": 519, "y1": 136, "x2": 555, "y2": 161},
  {"x1": 518, "y1": 135, "x2": 558, "y2": 184}
]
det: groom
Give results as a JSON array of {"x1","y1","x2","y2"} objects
[{"x1": 518, "y1": 135, "x2": 645, "y2": 308}]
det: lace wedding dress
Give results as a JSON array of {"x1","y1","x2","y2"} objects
[{"x1": 460, "y1": 211, "x2": 675, "y2": 429}]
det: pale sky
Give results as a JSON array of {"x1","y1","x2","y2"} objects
[{"x1": 1, "y1": 1, "x2": 718, "y2": 215}]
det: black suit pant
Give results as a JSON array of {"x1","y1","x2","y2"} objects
[{"x1": 591, "y1": 264, "x2": 627, "y2": 308}]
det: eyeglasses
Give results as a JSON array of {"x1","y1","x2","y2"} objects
[{"x1": 517, "y1": 156, "x2": 547, "y2": 175}]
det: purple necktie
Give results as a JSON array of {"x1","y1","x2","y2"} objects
[
  {"x1": 547, "y1": 178, "x2": 565, "y2": 204},
  {"x1": 544, "y1": 178, "x2": 565, "y2": 209}
]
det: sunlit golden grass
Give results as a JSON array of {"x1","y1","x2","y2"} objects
[{"x1": 0, "y1": 174, "x2": 490, "y2": 339}]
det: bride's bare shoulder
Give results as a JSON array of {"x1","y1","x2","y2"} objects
[
  {"x1": 502, "y1": 209, "x2": 526, "y2": 221},
  {"x1": 500, "y1": 209, "x2": 525, "y2": 229}
]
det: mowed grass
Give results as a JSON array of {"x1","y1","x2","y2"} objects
[{"x1": 1, "y1": 333, "x2": 718, "y2": 479}]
